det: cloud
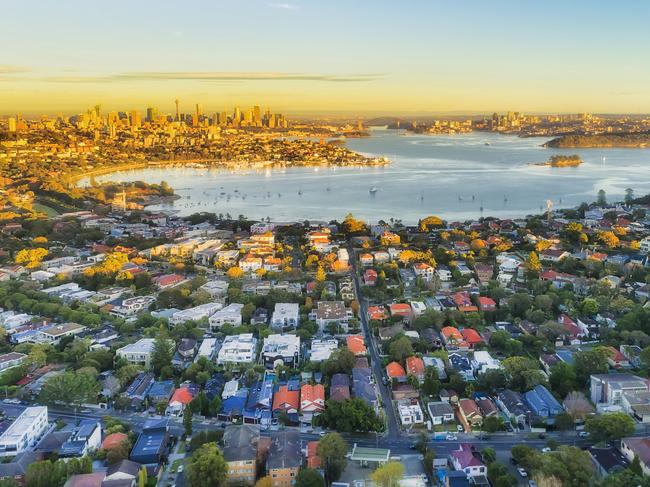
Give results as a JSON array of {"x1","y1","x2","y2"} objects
[
  {"x1": 268, "y1": 3, "x2": 298, "y2": 9},
  {"x1": 42, "y1": 71, "x2": 383, "y2": 84},
  {"x1": 0, "y1": 65, "x2": 29, "y2": 74}
]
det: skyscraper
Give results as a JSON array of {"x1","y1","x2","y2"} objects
[
  {"x1": 175, "y1": 99, "x2": 180, "y2": 121},
  {"x1": 253, "y1": 105, "x2": 261, "y2": 126}
]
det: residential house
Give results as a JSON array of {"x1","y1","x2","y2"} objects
[
  {"x1": 590, "y1": 374, "x2": 650, "y2": 407},
  {"x1": 271, "y1": 303, "x2": 300, "y2": 331},
  {"x1": 267, "y1": 431, "x2": 301, "y2": 487},
  {"x1": 346, "y1": 335, "x2": 367, "y2": 355},
  {"x1": 208, "y1": 303, "x2": 244, "y2": 330},
  {"x1": 524, "y1": 385, "x2": 563, "y2": 422},
  {"x1": 261, "y1": 334, "x2": 300, "y2": 369},
  {"x1": 620, "y1": 437, "x2": 650, "y2": 476},
  {"x1": 300, "y1": 384, "x2": 325, "y2": 416},
  {"x1": 329, "y1": 374, "x2": 350, "y2": 402},
  {"x1": 427, "y1": 401, "x2": 455, "y2": 425},
  {"x1": 310, "y1": 301, "x2": 352, "y2": 333},
  {"x1": 458, "y1": 399, "x2": 482, "y2": 430},
  {"x1": 451, "y1": 444, "x2": 487, "y2": 478},
  {"x1": 223, "y1": 425, "x2": 260, "y2": 485}
]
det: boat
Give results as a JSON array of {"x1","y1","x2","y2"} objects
[
  {"x1": 369, "y1": 187, "x2": 378, "y2": 194},
  {"x1": 484, "y1": 142, "x2": 491, "y2": 146}
]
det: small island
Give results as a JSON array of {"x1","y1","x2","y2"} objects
[{"x1": 537, "y1": 154, "x2": 583, "y2": 167}]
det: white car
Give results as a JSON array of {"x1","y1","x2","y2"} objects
[
  {"x1": 578, "y1": 431, "x2": 589, "y2": 438},
  {"x1": 445, "y1": 434, "x2": 457, "y2": 441},
  {"x1": 517, "y1": 468, "x2": 528, "y2": 477},
  {"x1": 177, "y1": 466, "x2": 184, "y2": 473},
  {"x1": 456, "y1": 425, "x2": 464, "y2": 432},
  {"x1": 541, "y1": 447, "x2": 551, "y2": 453}
]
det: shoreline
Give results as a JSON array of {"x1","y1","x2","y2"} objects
[{"x1": 74, "y1": 156, "x2": 390, "y2": 185}]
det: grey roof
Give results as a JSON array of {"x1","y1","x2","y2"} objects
[
  {"x1": 267, "y1": 431, "x2": 301, "y2": 470},
  {"x1": 0, "y1": 451, "x2": 38, "y2": 477},
  {"x1": 223, "y1": 424, "x2": 259, "y2": 462},
  {"x1": 427, "y1": 401, "x2": 454, "y2": 417},
  {"x1": 106, "y1": 459, "x2": 142, "y2": 479}
]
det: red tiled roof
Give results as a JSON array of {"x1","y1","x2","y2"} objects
[
  {"x1": 405, "y1": 356, "x2": 425, "y2": 376},
  {"x1": 386, "y1": 361, "x2": 406, "y2": 378},
  {"x1": 346, "y1": 335, "x2": 367, "y2": 355},
  {"x1": 101, "y1": 432, "x2": 129, "y2": 450},
  {"x1": 272, "y1": 385, "x2": 299, "y2": 412},
  {"x1": 170, "y1": 387, "x2": 193, "y2": 405},
  {"x1": 461, "y1": 328, "x2": 483, "y2": 344}
]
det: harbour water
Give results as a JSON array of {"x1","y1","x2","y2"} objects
[{"x1": 80, "y1": 129, "x2": 650, "y2": 223}]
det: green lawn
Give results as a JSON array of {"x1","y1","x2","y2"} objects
[
  {"x1": 177, "y1": 442, "x2": 186, "y2": 454},
  {"x1": 32, "y1": 203, "x2": 60, "y2": 217}
]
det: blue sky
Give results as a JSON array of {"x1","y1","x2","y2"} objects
[{"x1": 1, "y1": 0, "x2": 649, "y2": 114}]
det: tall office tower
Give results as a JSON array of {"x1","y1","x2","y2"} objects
[
  {"x1": 233, "y1": 106, "x2": 241, "y2": 122},
  {"x1": 211, "y1": 113, "x2": 218, "y2": 126},
  {"x1": 268, "y1": 114, "x2": 276, "y2": 129},
  {"x1": 192, "y1": 114, "x2": 199, "y2": 126},
  {"x1": 175, "y1": 99, "x2": 180, "y2": 121},
  {"x1": 146, "y1": 107, "x2": 158, "y2": 122},
  {"x1": 94, "y1": 104, "x2": 101, "y2": 120},
  {"x1": 244, "y1": 109, "x2": 253, "y2": 125},
  {"x1": 253, "y1": 105, "x2": 261, "y2": 126},
  {"x1": 220, "y1": 111, "x2": 228, "y2": 126},
  {"x1": 196, "y1": 103, "x2": 203, "y2": 118},
  {"x1": 130, "y1": 110, "x2": 141, "y2": 128},
  {"x1": 7, "y1": 117, "x2": 16, "y2": 133}
]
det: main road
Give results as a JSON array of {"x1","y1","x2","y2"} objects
[{"x1": 348, "y1": 243, "x2": 400, "y2": 438}]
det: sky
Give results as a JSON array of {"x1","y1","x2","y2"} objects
[{"x1": 1, "y1": 0, "x2": 649, "y2": 116}]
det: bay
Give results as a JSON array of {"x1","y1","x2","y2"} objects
[{"x1": 80, "y1": 128, "x2": 650, "y2": 223}]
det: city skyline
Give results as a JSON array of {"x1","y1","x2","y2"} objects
[{"x1": 2, "y1": 0, "x2": 650, "y2": 115}]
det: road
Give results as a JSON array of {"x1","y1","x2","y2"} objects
[{"x1": 348, "y1": 243, "x2": 400, "y2": 438}]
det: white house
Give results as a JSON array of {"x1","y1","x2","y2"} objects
[
  {"x1": 271, "y1": 303, "x2": 300, "y2": 330},
  {"x1": 116, "y1": 338, "x2": 157, "y2": 368},
  {"x1": 209, "y1": 303, "x2": 244, "y2": 329},
  {"x1": 0, "y1": 406, "x2": 49, "y2": 457},
  {"x1": 217, "y1": 334, "x2": 257, "y2": 364},
  {"x1": 170, "y1": 302, "x2": 223, "y2": 326},
  {"x1": 397, "y1": 403, "x2": 424, "y2": 425}
]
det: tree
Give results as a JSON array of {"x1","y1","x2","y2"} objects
[
  {"x1": 563, "y1": 391, "x2": 594, "y2": 420},
  {"x1": 574, "y1": 349, "x2": 609, "y2": 387},
  {"x1": 548, "y1": 362, "x2": 577, "y2": 398},
  {"x1": 184, "y1": 405, "x2": 193, "y2": 436},
  {"x1": 186, "y1": 443, "x2": 227, "y2": 487},
  {"x1": 226, "y1": 267, "x2": 244, "y2": 279},
  {"x1": 255, "y1": 477, "x2": 273, "y2": 487},
  {"x1": 585, "y1": 412, "x2": 635, "y2": 443},
  {"x1": 106, "y1": 439, "x2": 132, "y2": 465},
  {"x1": 421, "y1": 367, "x2": 441, "y2": 397},
  {"x1": 151, "y1": 330, "x2": 174, "y2": 376},
  {"x1": 553, "y1": 412, "x2": 574, "y2": 432},
  {"x1": 316, "y1": 399, "x2": 383, "y2": 433},
  {"x1": 581, "y1": 298, "x2": 599, "y2": 317},
  {"x1": 295, "y1": 469, "x2": 325, "y2": 487},
  {"x1": 482, "y1": 416, "x2": 506, "y2": 433},
  {"x1": 15, "y1": 247, "x2": 49, "y2": 269},
  {"x1": 527, "y1": 251, "x2": 541, "y2": 272},
  {"x1": 137, "y1": 467, "x2": 147, "y2": 487},
  {"x1": 415, "y1": 431, "x2": 428, "y2": 454},
  {"x1": 315, "y1": 265, "x2": 327, "y2": 282},
  {"x1": 317, "y1": 433, "x2": 348, "y2": 484},
  {"x1": 388, "y1": 336, "x2": 413, "y2": 363},
  {"x1": 502, "y1": 356, "x2": 542, "y2": 391},
  {"x1": 370, "y1": 461, "x2": 404, "y2": 487},
  {"x1": 597, "y1": 189, "x2": 607, "y2": 206},
  {"x1": 482, "y1": 447, "x2": 496, "y2": 464},
  {"x1": 39, "y1": 370, "x2": 99, "y2": 407}
]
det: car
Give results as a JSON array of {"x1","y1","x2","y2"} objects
[
  {"x1": 578, "y1": 431, "x2": 589, "y2": 438},
  {"x1": 445, "y1": 435, "x2": 457, "y2": 441},
  {"x1": 319, "y1": 431, "x2": 327, "y2": 437},
  {"x1": 177, "y1": 466, "x2": 184, "y2": 473},
  {"x1": 456, "y1": 425, "x2": 464, "y2": 432},
  {"x1": 529, "y1": 481, "x2": 538, "y2": 487},
  {"x1": 541, "y1": 447, "x2": 551, "y2": 453},
  {"x1": 409, "y1": 443, "x2": 417, "y2": 450},
  {"x1": 517, "y1": 468, "x2": 528, "y2": 477}
]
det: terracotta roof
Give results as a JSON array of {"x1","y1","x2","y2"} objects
[
  {"x1": 306, "y1": 441, "x2": 321, "y2": 469},
  {"x1": 461, "y1": 328, "x2": 483, "y2": 344},
  {"x1": 101, "y1": 432, "x2": 129, "y2": 450},
  {"x1": 300, "y1": 384, "x2": 325, "y2": 404},
  {"x1": 405, "y1": 356, "x2": 425, "y2": 376},
  {"x1": 272, "y1": 385, "x2": 299, "y2": 412},
  {"x1": 386, "y1": 361, "x2": 406, "y2": 378},
  {"x1": 169, "y1": 387, "x2": 193, "y2": 405},
  {"x1": 346, "y1": 335, "x2": 367, "y2": 355}
]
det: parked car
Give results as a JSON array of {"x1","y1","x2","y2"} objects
[
  {"x1": 542, "y1": 447, "x2": 551, "y2": 453},
  {"x1": 578, "y1": 431, "x2": 589, "y2": 438},
  {"x1": 517, "y1": 468, "x2": 528, "y2": 477},
  {"x1": 456, "y1": 425, "x2": 464, "y2": 432},
  {"x1": 445, "y1": 434, "x2": 457, "y2": 441},
  {"x1": 529, "y1": 481, "x2": 538, "y2": 487}
]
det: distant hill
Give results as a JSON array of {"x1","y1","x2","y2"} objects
[{"x1": 544, "y1": 132, "x2": 650, "y2": 148}]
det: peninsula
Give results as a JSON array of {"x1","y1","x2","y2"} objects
[{"x1": 544, "y1": 132, "x2": 650, "y2": 148}]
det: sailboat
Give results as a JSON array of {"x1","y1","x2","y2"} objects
[{"x1": 369, "y1": 187, "x2": 378, "y2": 194}]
